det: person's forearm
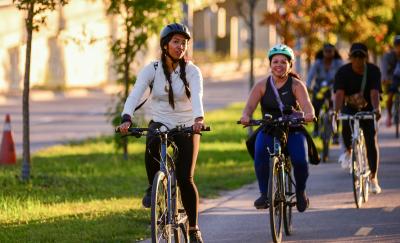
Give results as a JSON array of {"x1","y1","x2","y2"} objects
[
  {"x1": 370, "y1": 90, "x2": 380, "y2": 111},
  {"x1": 335, "y1": 91, "x2": 344, "y2": 113},
  {"x1": 242, "y1": 103, "x2": 256, "y2": 117}
]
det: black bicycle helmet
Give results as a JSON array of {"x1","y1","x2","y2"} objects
[{"x1": 160, "y1": 23, "x2": 191, "y2": 41}]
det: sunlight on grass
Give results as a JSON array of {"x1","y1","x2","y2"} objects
[{"x1": 0, "y1": 197, "x2": 141, "y2": 224}]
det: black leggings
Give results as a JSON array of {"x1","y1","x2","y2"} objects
[
  {"x1": 145, "y1": 121, "x2": 199, "y2": 227},
  {"x1": 341, "y1": 119, "x2": 379, "y2": 175}
]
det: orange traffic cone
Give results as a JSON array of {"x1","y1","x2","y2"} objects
[{"x1": 0, "y1": 114, "x2": 16, "y2": 165}]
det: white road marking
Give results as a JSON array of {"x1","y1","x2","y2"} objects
[{"x1": 355, "y1": 227, "x2": 373, "y2": 236}]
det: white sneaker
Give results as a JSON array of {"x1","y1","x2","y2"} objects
[
  {"x1": 338, "y1": 151, "x2": 351, "y2": 171},
  {"x1": 370, "y1": 179, "x2": 382, "y2": 194}
]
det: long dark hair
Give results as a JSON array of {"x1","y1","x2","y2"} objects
[
  {"x1": 160, "y1": 47, "x2": 191, "y2": 109},
  {"x1": 315, "y1": 48, "x2": 342, "y2": 60}
]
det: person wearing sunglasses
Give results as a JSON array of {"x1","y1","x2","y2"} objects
[{"x1": 334, "y1": 43, "x2": 382, "y2": 194}]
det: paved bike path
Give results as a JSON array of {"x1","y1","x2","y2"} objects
[{"x1": 197, "y1": 121, "x2": 400, "y2": 242}]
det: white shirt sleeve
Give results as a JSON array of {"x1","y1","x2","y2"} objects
[
  {"x1": 187, "y1": 62, "x2": 204, "y2": 119},
  {"x1": 121, "y1": 62, "x2": 156, "y2": 118}
]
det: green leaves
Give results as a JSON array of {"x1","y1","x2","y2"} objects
[
  {"x1": 261, "y1": 0, "x2": 395, "y2": 59},
  {"x1": 13, "y1": 0, "x2": 69, "y2": 31}
]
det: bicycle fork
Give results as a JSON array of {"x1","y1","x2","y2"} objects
[{"x1": 269, "y1": 138, "x2": 286, "y2": 204}]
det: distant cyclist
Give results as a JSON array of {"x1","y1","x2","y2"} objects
[
  {"x1": 307, "y1": 43, "x2": 343, "y2": 142},
  {"x1": 334, "y1": 43, "x2": 382, "y2": 194},
  {"x1": 381, "y1": 35, "x2": 400, "y2": 127}
]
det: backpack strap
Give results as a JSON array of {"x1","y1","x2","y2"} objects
[
  {"x1": 134, "y1": 61, "x2": 158, "y2": 111},
  {"x1": 360, "y1": 63, "x2": 367, "y2": 92}
]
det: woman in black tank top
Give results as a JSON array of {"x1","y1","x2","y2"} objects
[{"x1": 239, "y1": 44, "x2": 315, "y2": 213}]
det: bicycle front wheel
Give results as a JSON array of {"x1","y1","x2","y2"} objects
[
  {"x1": 394, "y1": 95, "x2": 399, "y2": 138},
  {"x1": 151, "y1": 171, "x2": 171, "y2": 243},
  {"x1": 320, "y1": 112, "x2": 332, "y2": 162},
  {"x1": 359, "y1": 133, "x2": 370, "y2": 203},
  {"x1": 283, "y1": 168, "x2": 294, "y2": 236},
  {"x1": 352, "y1": 141, "x2": 363, "y2": 208},
  {"x1": 268, "y1": 156, "x2": 284, "y2": 243}
]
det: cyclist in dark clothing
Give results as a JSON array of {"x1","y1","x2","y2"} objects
[
  {"x1": 240, "y1": 44, "x2": 315, "y2": 213},
  {"x1": 334, "y1": 42, "x2": 382, "y2": 194}
]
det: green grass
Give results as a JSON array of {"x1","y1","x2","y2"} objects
[{"x1": 0, "y1": 103, "x2": 262, "y2": 242}]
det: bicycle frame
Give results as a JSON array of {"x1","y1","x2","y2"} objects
[
  {"x1": 340, "y1": 112, "x2": 376, "y2": 147},
  {"x1": 159, "y1": 131, "x2": 174, "y2": 227},
  {"x1": 268, "y1": 137, "x2": 296, "y2": 205}
]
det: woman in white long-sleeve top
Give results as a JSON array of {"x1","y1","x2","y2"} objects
[{"x1": 117, "y1": 23, "x2": 205, "y2": 243}]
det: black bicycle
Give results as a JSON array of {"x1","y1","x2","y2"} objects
[
  {"x1": 315, "y1": 80, "x2": 335, "y2": 162},
  {"x1": 117, "y1": 125, "x2": 210, "y2": 243},
  {"x1": 238, "y1": 114, "x2": 309, "y2": 243}
]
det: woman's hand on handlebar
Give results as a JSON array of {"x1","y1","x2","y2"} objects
[
  {"x1": 193, "y1": 117, "x2": 204, "y2": 133},
  {"x1": 117, "y1": 121, "x2": 131, "y2": 135},
  {"x1": 239, "y1": 114, "x2": 251, "y2": 126}
]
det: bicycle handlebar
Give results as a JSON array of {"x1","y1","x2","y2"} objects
[
  {"x1": 237, "y1": 115, "x2": 314, "y2": 127},
  {"x1": 337, "y1": 111, "x2": 375, "y2": 121},
  {"x1": 115, "y1": 126, "x2": 211, "y2": 138}
]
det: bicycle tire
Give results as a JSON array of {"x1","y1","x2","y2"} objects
[
  {"x1": 173, "y1": 185, "x2": 189, "y2": 243},
  {"x1": 394, "y1": 95, "x2": 399, "y2": 138},
  {"x1": 320, "y1": 113, "x2": 331, "y2": 162},
  {"x1": 151, "y1": 171, "x2": 171, "y2": 243},
  {"x1": 352, "y1": 141, "x2": 363, "y2": 208},
  {"x1": 268, "y1": 156, "x2": 283, "y2": 243},
  {"x1": 359, "y1": 133, "x2": 370, "y2": 203},
  {"x1": 283, "y1": 168, "x2": 293, "y2": 236}
]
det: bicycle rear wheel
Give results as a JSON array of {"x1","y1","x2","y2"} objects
[
  {"x1": 352, "y1": 141, "x2": 363, "y2": 208},
  {"x1": 151, "y1": 171, "x2": 171, "y2": 243},
  {"x1": 268, "y1": 156, "x2": 283, "y2": 243},
  {"x1": 173, "y1": 185, "x2": 189, "y2": 243},
  {"x1": 283, "y1": 168, "x2": 293, "y2": 236}
]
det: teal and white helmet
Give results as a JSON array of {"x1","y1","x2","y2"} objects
[{"x1": 268, "y1": 44, "x2": 295, "y2": 62}]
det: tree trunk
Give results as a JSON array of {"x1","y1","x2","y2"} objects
[
  {"x1": 122, "y1": 22, "x2": 131, "y2": 160},
  {"x1": 247, "y1": 0, "x2": 257, "y2": 136},
  {"x1": 21, "y1": 2, "x2": 34, "y2": 181}
]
